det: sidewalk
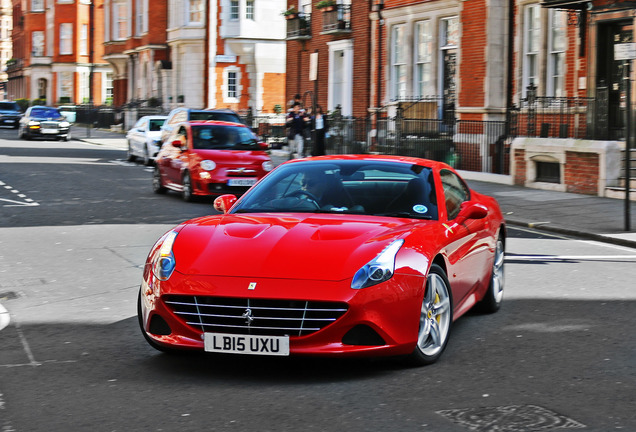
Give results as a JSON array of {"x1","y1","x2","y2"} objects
[{"x1": 73, "y1": 128, "x2": 636, "y2": 249}]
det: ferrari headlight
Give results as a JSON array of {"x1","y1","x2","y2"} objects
[
  {"x1": 351, "y1": 239, "x2": 404, "y2": 289},
  {"x1": 200, "y1": 160, "x2": 216, "y2": 171},
  {"x1": 152, "y1": 230, "x2": 178, "y2": 281}
]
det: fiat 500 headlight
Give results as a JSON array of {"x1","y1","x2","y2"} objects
[
  {"x1": 152, "y1": 230, "x2": 178, "y2": 281},
  {"x1": 59, "y1": 121, "x2": 70, "y2": 128},
  {"x1": 262, "y1": 160, "x2": 274, "y2": 172},
  {"x1": 351, "y1": 239, "x2": 404, "y2": 289},
  {"x1": 200, "y1": 160, "x2": 216, "y2": 171}
]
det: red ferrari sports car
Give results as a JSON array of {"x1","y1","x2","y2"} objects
[
  {"x1": 153, "y1": 120, "x2": 273, "y2": 201},
  {"x1": 139, "y1": 155, "x2": 505, "y2": 365}
]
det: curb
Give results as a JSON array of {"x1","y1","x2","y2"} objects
[
  {"x1": 0, "y1": 302, "x2": 9, "y2": 332},
  {"x1": 506, "y1": 218, "x2": 636, "y2": 249}
]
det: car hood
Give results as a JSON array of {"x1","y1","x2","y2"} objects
[{"x1": 172, "y1": 213, "x2": 422, "y2": 281}]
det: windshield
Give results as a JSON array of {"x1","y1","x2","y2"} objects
[
  {"x1": 148, "y1": 119, "x2": 165, "y2": 131},
  {"x1": 189, "y1": 111, "x2": 241, "y2": 123},
  {"x1": 192, "y1": 125, "x2": 260, "y2": 150},
  {"x1": 232, "y1": 160, "x2": 438, "y2": 219},
  {"x1": 31, "y1": 108, "x2": 62, "y2": 118},
  {"x1": 0, "y1": 102, "x2": 20, "y2": 111}
]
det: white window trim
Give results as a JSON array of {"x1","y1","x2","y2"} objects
[
  {"x1": 522, "y1": 4, "x2": 541, "y2": 99},
  {"x1": 187, "y1": 0, "x2": 205, "y2": 25},
  {"x1": 547, "y1": 9, "x2": 566, "y2": 97},
  {"x1": 391, "y1": 24, "x2": 407, "y2": 100},
  {"x1": 223, "y1": 66, "x2": 241, "y2": 104},
  {"x1": 60, "y1": 23, "x2": 73, "y2": 55},
  {"x1": 414, "y1": 20, "x2": 434, "y2": 98},
  {"x1": 229, "y1": 0, "x2": 240, "y2": 21},
  {"x1": 327, "y1": 39, "x2": 354, "y2": 116}
]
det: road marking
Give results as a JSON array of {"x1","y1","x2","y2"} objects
[
  {"x1": 0, "y1": 303, "x2": 9, "y2": 331},
  {"x1": 12, "y1": 319, "x2": 40, "y2": 367},
  {"x1": 0, "y1": 180, "x2": 40, "y2": 207},
  {"x1": 508, "y1": 254, "x2": 636, "y2": 262}
]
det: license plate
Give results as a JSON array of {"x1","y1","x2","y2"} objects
[
  {"x1": 41, "y1": 128, "x2": 58, "y2": 134},
  {"x1": 204, "y1": 332, "x2": 289, "y2": 356},
  {"x1": 227, "y1": 178, "x2": 257, "y2": 187}
]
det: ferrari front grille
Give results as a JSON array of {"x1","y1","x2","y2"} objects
[{"x1": 164, "y1": 295, "x2": 348, "y2": 337}]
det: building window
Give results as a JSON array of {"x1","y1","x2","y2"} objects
[
  {"x1": 60, "y1": 23, "x2": 73, "y2": 55},
  {"x1": 114, "y1": 2, "x2": 127, "y2": 40},
  {"x1": 80, "y1": 24, "x2": 88, "y2": 56},
  {"x1": 59, "y1": 71, "x2": 73, "y2": 101},
  {"x1": 523, "y1": 4, "x2": 540, "y2": 98},
  {"x1": 415, "y1": 20, "x2": 433, "y2": 97},
  {"x1": 246, "y1": 0, "x2": 254, "y2": 20},
  {"x1": 79, "y1": 70, "x2": 89, "y2": 103},
  {"x1": 230, "y1": 0, "x2": 239, "y2": 20},
  {"x1": 548, "y1": 9, "x2": 566, "y2": 97},
  {"x1": 31, "y1": 0, "x2": 44, "y2": 11},
  {"x1": 32, "y1": 31, "x2": 44, "y2": 56},
  {"x1": 189, "y1": 0, "x2": 204, "y2": 24},
  {"x1": 227, "y1": 71, "x2": 237, "y2": 99},
  {"x1": 135, "y1": 0, "x2": 143, "y2": 35},
  {"x1": 391, "y1": 24, "x2": 407, "y2": 100},
  {"x1": 105, "y1": 72, "x2": 114, "y2": 103}
]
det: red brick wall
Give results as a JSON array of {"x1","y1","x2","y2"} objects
[
  {"x1": 459, "y1": 0, "x2": 487, "y2": 112},
  {"x1": 262, "y1": 73, "x2": 286, "y2": 113},
  {"x1": 565, "y1": 152, "x2": 599, "y2": 195},
  {"x1": 513, "y1": 149, "x2": 526, "y2": 186},
  {"x1": 285, "y1": 1, "x2": 371, "y2": 117}
]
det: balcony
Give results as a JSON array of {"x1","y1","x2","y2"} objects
[
  {"x1": 286, "y1": 12, "x2": 311, "y2": 40},
  {"x1": 320, "y1": 4, "x2": 351, "y2": 35}
]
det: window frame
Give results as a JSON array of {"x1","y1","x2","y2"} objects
[
  {"x1": 32, "y1": 31, "x2": 45, "y2": 57},
  {"x1": 59, "y1": 23, "x2": 73, "y2": 55},
  {"x1": 415, "y1": 20, "x2": 434, "y2": 98},
  {"x1": 522, "y1": 4, "x2": 541, "y2": 98},
  {"x1": 391, "y1": 24, "x2": 407, "y2": 100},
  {"x1": 547, "y1": 9, "x2": 566, "y2": 97}
]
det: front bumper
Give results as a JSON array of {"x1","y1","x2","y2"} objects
[{"x1": 139, "y1": 271, "x2": 425, "y2": 357}]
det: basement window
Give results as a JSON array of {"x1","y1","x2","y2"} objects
[{"x1": 535, "y1": 161, "x2": 560, "y2": 183}]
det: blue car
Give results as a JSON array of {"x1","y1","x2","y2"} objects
[{"x1": 0, "y1": 101, "x2": 23, "y2": 129}]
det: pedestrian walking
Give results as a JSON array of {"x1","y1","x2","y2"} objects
[
  {"x1": 310, "y1": 105, "x2": 328, "y2": 156},
  {"x1": 286, "y1": 102, "x2": 309, "y2": 159}
]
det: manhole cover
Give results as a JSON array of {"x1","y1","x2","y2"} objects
[
  {"x1": 436, "y1": 405, "x2": 585, "y2": 432},
  {"x1": 0, "y1": 291, "x2": 19, "y2": 301}
]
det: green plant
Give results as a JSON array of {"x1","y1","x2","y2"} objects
[
  {"x1": 59, "y1": 97, "x2": 71, "y2": 104},
  {"x1": 282, "y1": 6, "x2": 298, "y2": 16},
  {"x1": 273, "y1": 104, "x2": 283, "y2": 114},
  {"x1": 32, "y1": 98, "x2": 47, "y2": 106},
  {"x1": 15, "y1": 98, "x2": 29, "y2": 111},
  {"x1": 316, "y1": 0, "x2": 336, "y2": 9}
]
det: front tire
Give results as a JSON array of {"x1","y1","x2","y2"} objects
[
  {"x1": 182, "y1": 172, "x2": 194, "y2": 202},
  {"x1": 152, "y1": 166, "x2": 167, "y2": 194},
  {"x1": 407, "y1": 263, "x2": 452, "y2": 366}
]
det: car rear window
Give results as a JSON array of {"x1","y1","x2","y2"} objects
[{"x1": 189, "y1": 111, "x2": 241, "y2": 123}]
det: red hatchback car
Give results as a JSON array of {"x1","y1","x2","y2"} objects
[
  {"x1": 139, "y1": 155, "x2": 506, "y2": 365},
  {"x1": 153, "y1": 120, "x2": 273, "y2": 201}
]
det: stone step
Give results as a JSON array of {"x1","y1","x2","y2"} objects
[{"x1": 605, "y1": 187, "x2": 636, "y2": 201}]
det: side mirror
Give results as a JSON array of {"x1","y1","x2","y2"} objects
[
  {"x1": 259, "y1": 142, "x2": 269, "y2": 150},
  {"x1": 456, "y1": 201, "x2": 488, "y2": 223},
  {"x1": 171, "y1": 140, "x2": 182, "y2": 148},
  {"x1": 213, "y1": 194, "x2": 238, "y2": 214}
]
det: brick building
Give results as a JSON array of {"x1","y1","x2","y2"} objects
[
  {"x1": 285, "y1": 0, "x2": 370, "y2": 117},
  {"x1": 103, "y1": 0, "x2": 286, "y2": 117},
  {"x1": 0, "y1": 0, "x2": 12, "y2": 100},
  {"x1": 8, "y1": 0, "x2": 112, "y2": 105}
]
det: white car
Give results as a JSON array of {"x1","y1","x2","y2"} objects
[{"x1": 126, "y1": 115, "x2": 167, "y2": 165}]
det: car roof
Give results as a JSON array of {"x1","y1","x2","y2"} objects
[{"x1": 139, "y1": 115, "x2": 168, "y2": 120}]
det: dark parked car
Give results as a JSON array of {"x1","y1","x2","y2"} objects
[
  {"x1": 18, "y1": 106, "x2": 72, "y2": 141},
  {"x1": 160, "y1": 108, "x2": 242, "y2": 143},
  {"x1": 0, "y1": 101, "x2": 23, "y2": 129}
]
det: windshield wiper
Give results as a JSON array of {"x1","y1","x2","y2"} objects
[{"x1": 376, "y1": 212, "x2": 433, "y2": 220}]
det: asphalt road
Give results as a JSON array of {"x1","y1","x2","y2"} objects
[{"x1": 1, "y1": 129, "x2": 636, "y2": 432}]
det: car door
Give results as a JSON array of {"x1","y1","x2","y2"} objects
[
  {"x1": 131, "y1": 118, "x2": 147, "y2": 155},
  {"x1": 162, "y1": 126, "x2": 189, "y2": 185},
  {"x1": 439, "y1": 169, "x2": 491, "y2": 309}
]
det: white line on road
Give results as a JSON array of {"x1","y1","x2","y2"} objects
[
  {"x1": 508, "y1": 255, "x2": 636, "y2": 261},
  {"x1": 0, "y1": 303, "x2": 9, "y2": 331}
]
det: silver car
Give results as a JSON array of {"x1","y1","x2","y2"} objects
[{"x1": 126, "y1": 115, "x2": 167, "y2": 165}]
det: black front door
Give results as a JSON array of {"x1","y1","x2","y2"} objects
[{"x1": 596, "y1": 20, "x2": 633, "y2": 140}]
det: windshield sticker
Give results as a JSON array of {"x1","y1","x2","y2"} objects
[{"x1": 413, "y1": 205, "x2": 428, "y2": 214}]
